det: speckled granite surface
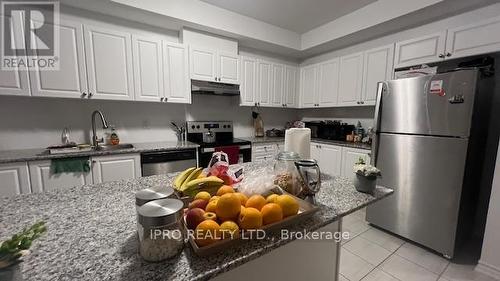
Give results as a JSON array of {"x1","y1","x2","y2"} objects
[
  {"x1": 241, "y1": 136, "x2": 371, "y2": 150},
  {"x1": 240, "y1": 136, "x2": 285, "y2": 144},
  {"x1": 0, "y1": 141, "x2": 199, "y2": 164},
  {"x1": 311, "y1": 138, "x2": 372, "y2": 150},
  {"x1": 0, "y1": 161, "x2": 392, "y2": 281}
]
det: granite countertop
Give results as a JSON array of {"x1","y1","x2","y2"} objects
[
  {"x1": 0, "y1": 161, "x2": 392, "y2": 281},
  {"x1": 240, "y1": 136, "x2": 285, "y2": 144},
  {"x1": 0, "y1": 141, "x2": 200, "y2": 164},
  {"x1": 241, "y1": 136, "x2": 371, "y2": 150},
  {"x1": 311, "y1": 138, "x2": 372, "y2": 150}
]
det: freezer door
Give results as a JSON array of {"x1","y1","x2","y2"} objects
[
  {"x1": 366, "y1": 133, "x2": 468, "y2": 258},
  {"x1": 378, "y1": 70, "x2": 477, "y2": 137}
]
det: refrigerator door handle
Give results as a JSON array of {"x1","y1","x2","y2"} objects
[{"x1": 371, "y1": 82, "x2": 386, "y2": 165}]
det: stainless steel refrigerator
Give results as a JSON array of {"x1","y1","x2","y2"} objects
[{"x1": 366, "y1": 69, "x2": 486, "y2": 258}]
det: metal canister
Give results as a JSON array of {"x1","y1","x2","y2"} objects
[
  {"x1": 137, "y1": 198, "x2": 185, "y2": 261},
  {"x1": 135, "y1": 187, "x2": 175, "y2": 208}
]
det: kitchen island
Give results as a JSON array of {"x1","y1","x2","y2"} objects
[{"x1": 0, "y1": 162, "x2": 392, "y2": 281}]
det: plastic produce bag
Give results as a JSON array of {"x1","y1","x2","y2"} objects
[{"x1": 236, "y1": 167, "x2": 277, "y2": 196}]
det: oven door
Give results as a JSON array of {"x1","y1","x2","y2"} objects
[{"x1": 199, "y1": 145, "x2": 251, "y2": 167}]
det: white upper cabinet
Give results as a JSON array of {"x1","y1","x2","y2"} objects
[
  {"x1": 239, "y1": 56, "x2": 257, "y2": 106},
  {"x1": 30, "y1": 18, "x2": 87, "y2": 99},
  {"x1": 0, "y1": 15, "x2": 30, "y2": 96},
  {"x1": 0, "y1": 162, "x2": 31, "y2": 197},
  {"x1": 445, "y1": 16, "x2": 500, "y2": 60},
  {"x1": 338, "y1": 52, "x2": 364, "y2": 106},
  {"x1": 284, "y1": 65, "x2": 298, "y2": 108},
  {"x1": 132, "y1": 35, "x2": 164, "y2": 102},
  {"x1": 28, "y1": 160, "x2": 92, "y2": 193},
  {"x1": 300, "y1": 64, "x2": 319, "y2": 108},
  {"x1": 189, "y1": 46, "x2": 239, "y2": 84},
  {"x1": 84, "y1": 25, "x2": 134, "y2": 100},
  {"x1": 190, "y1": 46, "x2": 217, "y2": 82},
  {"x1": 317, "y1": 58, "x2": 340, "y2": 107},
  {"x1": 257, "y1": 60, "x2": 272, "y2": 106},
  {"x1": 394, "y1": 32, "x2": 446, "y2": 69},
  {"x1": 271, "y1": 63, "x2": 284, "y2": 107},
  {"x1": 362, "y1": 44, "x2": 394, "y2": 105},
  {"x1": 163, "y1": 42, "x2": 191, "y2": 104},
  {"x1": 218, "y1": 51, "x2": 239, "y2": 84},
  {"x1": 91, "y1": 154, "x2": 141, "y2": 184}
]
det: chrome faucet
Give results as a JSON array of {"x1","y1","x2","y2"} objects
[{"x1": 91, "y1": 110, "x2": 109, "y2": 148}]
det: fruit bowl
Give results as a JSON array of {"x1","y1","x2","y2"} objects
[{"x1": 182, "y1": 193, "x2": 320, "y2": 257}]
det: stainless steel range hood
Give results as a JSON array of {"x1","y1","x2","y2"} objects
[{"x1": 191, "y1": 80, "x2": 240, "y2": 96}]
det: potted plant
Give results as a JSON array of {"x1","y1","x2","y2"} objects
[
  {"x1": 353, "y1": 158, "x2": 381, "y2": 194},
  {"x1": 0, "y1": 221, "x2": 46, "y2": 281}
]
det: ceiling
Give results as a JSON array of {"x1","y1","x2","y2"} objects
[{"x1": 200, "y1": 0, "x2": 377, "y2": 33}]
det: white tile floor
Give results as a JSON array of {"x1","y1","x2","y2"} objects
[{"x1": 339, "y1": 208, "x2": 498, "y2": 281}]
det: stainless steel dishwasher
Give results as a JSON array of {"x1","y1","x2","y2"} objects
[{"x1": 141, "y1": 149, "x2": 198, "y2": 176}]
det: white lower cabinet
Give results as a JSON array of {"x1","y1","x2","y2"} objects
[
  {"x1": 91, "y1": 154, "x2": 141, "y2": 184},
  {"x1": 311, "y1": 143, "x2": 342, "y2": 177},
  {"x1": 311, "y1": 143, "x2": 370, "y2": 178},
  {"x1": 28, "y1": 160, "x2": 92, "y2": 193},
  {"x1": 0, "y1": 162, "x2": 31, "y2": 197},
  {"x1": 252, "y1": 143, "x2": 282, "y2": 162},
  {"x1": 341, "y1": 147, "x2": 371, "y2": 178}
]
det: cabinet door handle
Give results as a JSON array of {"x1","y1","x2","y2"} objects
[
  {"x1": 446, "y1": 52, "x2": 452, "y2": 57},
  {"x1": 88, "y1": 92, "x2": 93, "y2": 98},
  {"x1": 160, "y1": 97, "x2": 164, "y2": 102},
  {"x1": 360, "y1": 101, "x2": 364, "y2": 104},
  {"x1": 163, "y1": 97, "x2": 168, "y2": 102},
  {"x1": 438, "y1": 54, "x2": 445, "y2": 58},
  {"x1": 81, "y1": 92, "x2": 87, "y2": 98}
]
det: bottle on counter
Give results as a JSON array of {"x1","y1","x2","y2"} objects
[
  {"x1": 110, "y1": 126, "x2": 120, "y2": 145},
  {"x1": 137, "y1": 198, "x2": 185, "y2": 262}
]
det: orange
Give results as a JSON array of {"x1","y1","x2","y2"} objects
[
  {"x1": 216, "y1": 193, "x2": 241, "y2": 221},
  {"x1": 245, "y1": 195, "x2": 266, "y2": 211},
  {"x1": 195, "y1": 220, "x2": 220, "y2": 247},
  {"x1": 205, "y1": 200, "x2": 218, "y2": 213},
  {"x1": 261, "y1": 203, "x2": 283, "y2": 225},
  {"x1": 234, "y1": 192, "x2": 248, "y2": 206},
  {"x1": 203, "y1": 212, "x2": 217, "y2": 221},
  {"x1": 276, "y1": 195, "x2": 299, "y2": 217},
  {"x1": 216, "y1": 185, "x2": 235, "y2": 196},
  {"x1": 209, "y1": 196, "x2": 220, "y2": 202},
  {"x1": 220, "y1": 221, "x2": 240, "y2": 239},
  {"x1": 266, "y1": 194, "x2": 279, "y2": 204},
  {"x1": 238, "y1": 207, "x2": 263, "y2": 230},
  {"x1": 194, "y1": 191, "x2": 211, "y2": 201}
]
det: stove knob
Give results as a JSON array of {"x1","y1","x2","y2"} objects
[
  {"x1": 196, "y1": 125, "x2": 200, "y2": 129},
  {"x1": 191, "y1": 125, "x2": 195, "y2": 129},
  {"x1": 223, "y1": 125, "x2": 227, "y2": 128},
  {"x1": 228, "y1": 125, "x2": 231, "y2": 128}
]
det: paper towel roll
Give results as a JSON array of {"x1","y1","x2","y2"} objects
[{"x1": 284, "y1": 128, "x2": 311, "y2": 159}]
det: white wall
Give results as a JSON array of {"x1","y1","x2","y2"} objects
[
  {"x1": 0, "y1": 95, "x2": 299, "y2": 150},
  {"x1": 477, "y1": 143, "x2": 500, "y2": 279}
]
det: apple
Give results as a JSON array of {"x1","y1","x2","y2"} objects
[
  {"x1": 185, "y1": 208, "x2": 205, "y2": 230},
  {"x1": 189, "y1": 199, "x2": 209, "y2": 210}
]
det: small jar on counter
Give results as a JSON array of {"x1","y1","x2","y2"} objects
[
  {"x1": 273, "y1": 151, "x2": 305, "y2": 196},
  {"x1": 137, "y1": 198, "x2": 185, "y2": 262},
  {"x1": 135, "y1": 187, "x2": 175, "y2": 209}
]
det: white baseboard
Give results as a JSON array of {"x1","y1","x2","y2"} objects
[{"x1": 476, "y1": 261, "x2": 500, "y2": 280}]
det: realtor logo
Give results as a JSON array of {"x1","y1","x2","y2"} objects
[{"x1": 1, "y1": 1, "x2": 60, "y2": 70}]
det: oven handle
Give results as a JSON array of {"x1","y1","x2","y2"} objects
[{"x1": 201, "y1": 144, "x2": 251, "y2": 154}]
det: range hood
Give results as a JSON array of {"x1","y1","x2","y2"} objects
[{"x1": 191, "y1": 80, "x2": 240, "y2": 96}]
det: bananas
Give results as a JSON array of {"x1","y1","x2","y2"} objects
[
  {"x1": 173, "y1": 167, "x2": 224, "y2": 196},
  {"x1": 180, "y1": 167, "x2": 203, "y2": 190},
  {"x1": 174, "y1": 167, "x2": 196, "y2": 189}
]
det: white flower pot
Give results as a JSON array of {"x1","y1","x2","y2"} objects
[
  {"x1": 353, "y1": 173, "x2": 377, "y2": 194},
  {"x1": 0, "y1": 264, "x2": 22, "y2": 281}
]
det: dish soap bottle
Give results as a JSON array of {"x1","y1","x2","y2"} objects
[{"x1": 110, "y1": 126, "x2": 120, "y2": 145}]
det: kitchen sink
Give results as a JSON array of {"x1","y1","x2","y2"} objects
[{"x1": 94, "y1": 144, "x2": 134, "y2": 151}]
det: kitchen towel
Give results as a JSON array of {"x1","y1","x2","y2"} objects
[
  {"x1": 284, "y1": 128, "x2": 311, "y2": 159},
  {"x1": 215, "y1": 146, "x2": 240, "y2": 164},
  {"x1": 51, "y1": 157, "x2": 91, "y2": 174}
]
